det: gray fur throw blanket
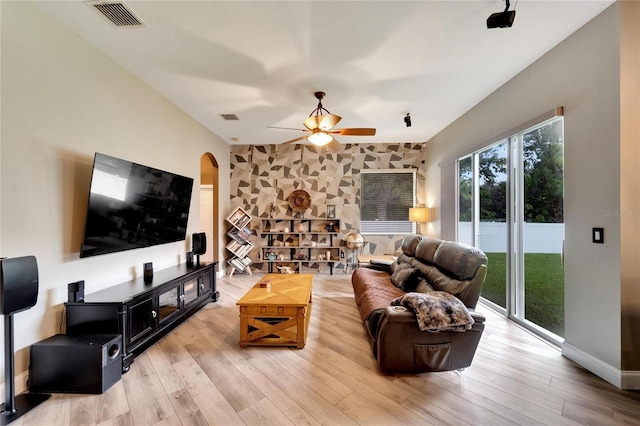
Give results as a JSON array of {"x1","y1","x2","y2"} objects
[{"x1": 391, "y1": 292, "x2": 474, "y2": 332}]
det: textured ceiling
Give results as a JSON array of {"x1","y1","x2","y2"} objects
[{"x1": 37, "y1": 1, "x2": 614, "y2": 145}]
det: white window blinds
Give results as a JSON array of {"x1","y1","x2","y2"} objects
[{"x1": 360, "y1": 171, "x2": 416, "y2": 235}]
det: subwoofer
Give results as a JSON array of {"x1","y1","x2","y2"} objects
[{"x1": 29, "y1": 334, "x2": 122, "y2": 394}]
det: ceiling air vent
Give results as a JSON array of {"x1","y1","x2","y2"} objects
[
  {"x1": 86, "y1": 1, "x2": 147, "y2": 27},
  {"x1": 220, "y1": 114, "x2": 240, "y2": 121}
]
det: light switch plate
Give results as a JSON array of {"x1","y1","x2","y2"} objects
[{"x1": 592, "y1": 227, "x2": 604, "y2": 244}]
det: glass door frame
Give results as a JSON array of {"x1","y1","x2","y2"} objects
[{"x1": 456, "y1": 116, "x2": 564, "y2": 347}]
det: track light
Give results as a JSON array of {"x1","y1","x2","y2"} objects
[
  {"x1": 487, "y1": 0, "x2": 515, "y2": 28},
  {"x1": 404, "y1": 113, "x2": 411, "y2": 127}
]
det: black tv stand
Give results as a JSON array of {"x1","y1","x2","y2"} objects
[{"x1": 65, "y1": 262, "x2": 218, "y2": 372}]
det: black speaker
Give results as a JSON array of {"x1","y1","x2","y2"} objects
[
  {"x1": 186, "y1": 251, "x2": 194, "y2": 266},
  {"x1": 192, "y1": 232, "x2": 206, "y2": 255},
  {"x1": 67, "y1": 280, "x2": 85, "y2": 303},
  {"x1": 0, "y1": 256, "x2": 39, "y2": 315},
  {"x1": 29, "y1": 334, "x2": 122, "y2": 394},
  {"x1": 143, "y1": 262, "x2": 153, "y2": 284}
]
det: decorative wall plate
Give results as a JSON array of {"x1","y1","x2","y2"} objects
[{"x1": 288, "y1": 190, "x2": 311, "y2": 213}]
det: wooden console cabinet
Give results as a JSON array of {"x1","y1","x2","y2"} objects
[{"x1": 65, "y1": 262, "x2": 218, "y2": 372}]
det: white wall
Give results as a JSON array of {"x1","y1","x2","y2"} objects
[
  {"x1": 0, "y1": 1, "x2": 230, "y2": 392},
  {"x1": 425, "y1": 3, "x2": 638, "y2": 387}
]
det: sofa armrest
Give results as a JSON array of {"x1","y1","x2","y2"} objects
[
  {"x1": 358, "y1": 255, "x2": 395, "y2": 272},
  {"x1": 376, "y1": 305, "x2": 485, "y2": 373},
  {"x1": 382, "y1": 305, "x2": 485, "y2": 324},
  {"x1": 362, "y1": 263, "x2": 392, "y2": 272},
  {"x1": 468, "y1": 308, "x2": 485, "y2": 324},
  {"x1": 382, "y1": 305, "x2": 416, "y2": 321}
]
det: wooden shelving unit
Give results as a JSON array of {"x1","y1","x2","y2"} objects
[
  {"x1": 258, "y1": 217, "x2": 343, "y2": 275},
  {"x1": 225, "y1": 207, "x2": 254, "y2": 276}
]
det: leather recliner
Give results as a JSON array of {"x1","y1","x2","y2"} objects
[{"x1": 351, "y1": 234, "x2": 488, "y2": 374}]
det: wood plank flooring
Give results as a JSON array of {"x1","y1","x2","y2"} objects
[{"x1": 16, "y1": 273, "x2": 640, "y2": 426}]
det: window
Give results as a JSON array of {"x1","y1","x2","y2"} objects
[{"x1": 360, "y1": 170, "x2": 416, "y2": 235}]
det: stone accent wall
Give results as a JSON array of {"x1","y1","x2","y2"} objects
[{"x1": 230, "y1": 143, "x2": 426, "y2": 272}]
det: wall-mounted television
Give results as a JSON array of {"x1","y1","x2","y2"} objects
[{"x1": 80, "y1": 153, "x2": 194, "y2": 258}]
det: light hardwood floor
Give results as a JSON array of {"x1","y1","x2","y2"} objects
[{"x1": 16, "y1": 273, "x2": 640, "y2": 426}]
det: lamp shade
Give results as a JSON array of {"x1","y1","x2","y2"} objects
[{"x1": 409, "y1": 207, "x2": 429, "y2": 222}]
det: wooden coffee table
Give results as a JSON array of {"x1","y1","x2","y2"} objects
[{"x1": 236, "y1": 274, "x2": 313, "y2": 348}]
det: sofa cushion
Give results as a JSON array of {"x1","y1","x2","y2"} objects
[
  {"x1": 390, "y1": 263, "x2": 422, "y2": 292},
  {"x1": 432, "y1": 241, "x2": 487, "y2": 280},
  {"x1": 401, "y1": 234, "x2": 424, "y2": 256},
  {"x1": 415, "y1": 278, "x2": 435, "y2": 294},
  {"x1": 404, "y1": 258, "x2": 474, "y2": 304},
  {"x1": 391, "y1": 291, "x2": 474, "y2": 332},
  {"x1": 414, "y1": 237, "x2": 443, "y2": 263}
]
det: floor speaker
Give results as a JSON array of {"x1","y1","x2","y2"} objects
[
  {"x1": 0, "y1": 255, "x2": 38, "y2": 315},
  {"x1": 29, "y1": 334, "x2": 122, "y2": 394}
]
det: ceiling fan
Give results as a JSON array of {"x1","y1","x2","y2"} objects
[{"x1": 269, "y1": 91, "x2": 376, "y2": 151}]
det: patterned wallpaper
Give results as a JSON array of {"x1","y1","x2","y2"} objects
[{"x1": 229, "y1": 142, "x2": 426, "y2": 273}]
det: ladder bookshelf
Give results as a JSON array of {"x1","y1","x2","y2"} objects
[{"x1": 225, "y1": 207, "x2": 254, "y2": 276}]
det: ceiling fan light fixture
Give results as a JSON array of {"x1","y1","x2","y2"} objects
[{"x1": 308, "y1": 131, "x2": 333, "y2": 146}]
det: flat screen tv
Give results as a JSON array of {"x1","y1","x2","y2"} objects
[{"x1": 80, "y1": 153, "x2": 194, "y2": 258}]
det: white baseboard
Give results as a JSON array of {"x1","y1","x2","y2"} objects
[
  {"x1": 0, "y1": 371, "x2": 29, "y2": 401},
  {"x1": 562, "y1": 342, "x2": 640, "y2": 390}
]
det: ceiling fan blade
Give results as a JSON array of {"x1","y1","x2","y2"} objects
[
  {"x1": 267, "y1": 126, "x2": 310, "y2": 132},
  {"x1": 319, "y1": 114, "x2": 342, "y2": 130},
  {"x1": 327, "y1": 138, "x2": 341, "y2": 152},
  {"x1": 303, "y1": 113, "x2": 342, "y2": 131},
  {"x1": 303, "y1": 116, "x2": 321, "y2": 131},
  {"x1": 329, "y1": 128, "x2": 377, "y2": 136},
  {"x1": 282, "y1": 135, "x2": 309, "y2": 145}
]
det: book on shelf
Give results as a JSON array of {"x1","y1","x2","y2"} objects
[
  {"x1": 235, "y1": 243, "x2": 253, "y2": 258},
  {"x1": 226, "y1": 240, "x2": 241, "y2": 252},
  {"x1": 227, "y1": 208, "x2": 251, "y2": 229},
  {"x1": 227, "y1": 229, "x2": 251, "y2": 243},
  {"x1": 235, "y1": 216, "x2": 251, "y2": 229},
  {"x1": 229, "y1": 258, "x2": 245, "y2": 271},
  {"x1": 229, "y1": 256, "x2": 251, "y2": 271},
  {"x1": 227, "y1": 209, "x2": 244, "y2": 224}
]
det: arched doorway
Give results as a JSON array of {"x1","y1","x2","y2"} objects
[{"x1": 200, "y1": 153, "x2": 219, "y2": 270}]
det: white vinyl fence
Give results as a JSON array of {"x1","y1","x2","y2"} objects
[{"x1": 457, "y1": 222, "x2": 564, "y2": 253}]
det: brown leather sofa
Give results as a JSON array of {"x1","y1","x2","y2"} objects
[{"x1": 351, "y1": 234, "x2": 488, "y2": 374}]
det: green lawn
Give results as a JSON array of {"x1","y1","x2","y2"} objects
[{"x1": 481, "y1": 252, "x2": 564, "y2": 337}]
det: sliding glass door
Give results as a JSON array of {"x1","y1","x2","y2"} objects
[
  {"x1": 477, "y1": 141, "x2": 508, "y2": 311},
  {"x1": 457, "y1": 117, "x2": 564, "y2": 341},
  {"x1": 520, "y1": 119, "x2": 565, "y2": 337}
]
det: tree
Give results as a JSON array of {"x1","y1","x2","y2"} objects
[
  {"x1": 478, "y1": 144, "x2": 507, "y2": 221},
  {"x1": 523, "y1": 120, "x2": 564, "y2": 223},
  {"x1": 458, "y1": 120, "x2": 563, "y2": 224}
]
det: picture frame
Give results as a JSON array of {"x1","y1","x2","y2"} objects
[{"x1": 326, "y1": 205, "x2": 336, "y2": 218}]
